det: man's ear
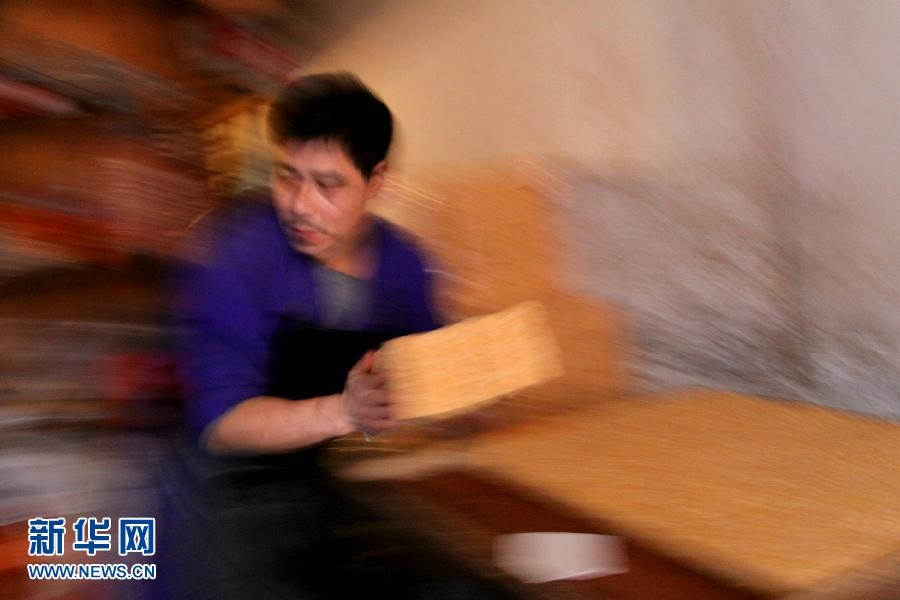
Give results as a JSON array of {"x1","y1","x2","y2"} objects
[{"x1": 365, "y1": 160, "x2": 388, "y2": 199}]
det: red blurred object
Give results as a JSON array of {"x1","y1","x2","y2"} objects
[
  {"x1": 206, "y1": 13, "x2": 298, "y2": 83},
  {"x1": 0, "y1": 202, "x2": 124, "y2": 267},
  {"x1": 100, "y1": 352, "x2": 181, "y2": 428},
  {"x1": 0, "y1": 75, "x2": 81, "y2": 118}
]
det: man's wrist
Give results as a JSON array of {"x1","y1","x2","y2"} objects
[{"x1": 317, "y1": 393, "x2": 355, "y2": 437}]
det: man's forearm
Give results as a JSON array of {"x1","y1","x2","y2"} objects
[{"x1": 203, "y1": 394, "x2": 355, "y2": 455}]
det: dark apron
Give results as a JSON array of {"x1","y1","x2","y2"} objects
[{"x1": 154, "y1": 322, "x2": 508, "y2": 600}]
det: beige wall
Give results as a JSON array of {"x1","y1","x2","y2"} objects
[
  {"x1": 302, "y1": 0, "x2": 666, "y2": 172},
  {"x1": 301, "y1": 0, "x2": 792, "y2": 174},
  {"x1": 302, "y1": 0, "x2": 900, "y2": 418},
  {"x1": 763, "y1": 1, "x2": 900, "y2": 415}
]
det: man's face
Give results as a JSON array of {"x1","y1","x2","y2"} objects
[{"x1": 270, "y1": 139, "x2": 384, "y2": 262}]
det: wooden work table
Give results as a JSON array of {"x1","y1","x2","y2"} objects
[{"x1": 341, "y1": 390, "x2": 900, "y2": 599}]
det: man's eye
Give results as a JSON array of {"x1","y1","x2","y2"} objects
[{"x1": 317, "y1": 180, "x2": 340, "y2": 190}]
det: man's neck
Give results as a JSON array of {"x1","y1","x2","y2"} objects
[{"x1": 317, "y1": 216, "x2": 378, "y2": 278}]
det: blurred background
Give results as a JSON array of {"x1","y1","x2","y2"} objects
[{"x1": 1, "y1": 0, "x2": 899, "y2": 598}]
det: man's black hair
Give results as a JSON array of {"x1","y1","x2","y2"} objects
[{"x1": 268, "y1": 72, "x2": 393, "y2": 179}]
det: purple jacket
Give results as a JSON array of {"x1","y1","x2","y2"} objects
[{"x1": 175, "y1": 199, "x2": 439, "y2": 440}]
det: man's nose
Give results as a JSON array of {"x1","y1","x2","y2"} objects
[{"x1": 288, "y1": 180, "x2": 317, "y2": 217}]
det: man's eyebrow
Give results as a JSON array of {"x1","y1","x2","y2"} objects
[
  {"x1": 311, "y1": 170, "x2": 346, "y2": 183},
  {"x1": 273, "y1": 161, "x2": 299, "y2": 174}
]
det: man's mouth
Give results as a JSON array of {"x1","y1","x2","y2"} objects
[{"x1": 290, "y1": 225, "x2": 326, "y2": 242}]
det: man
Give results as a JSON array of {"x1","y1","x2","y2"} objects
[
  {"x1": 162, "y1": 73, "x2": 504, "y2": 599},
  {"x1": 181, "y1": 72, "x2": 439, "y2": 454}
]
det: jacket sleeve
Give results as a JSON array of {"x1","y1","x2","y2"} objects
[{"x1": 174, "y1": 238, "x2": 272, "y2": 442}]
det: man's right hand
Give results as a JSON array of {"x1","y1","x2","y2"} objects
[
  {"x1": 204, "y1": 351, "x2": 395, "y2": 455},
  {"x1": 340, "y1": 351, "x2": 395, "y2": 436}
]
